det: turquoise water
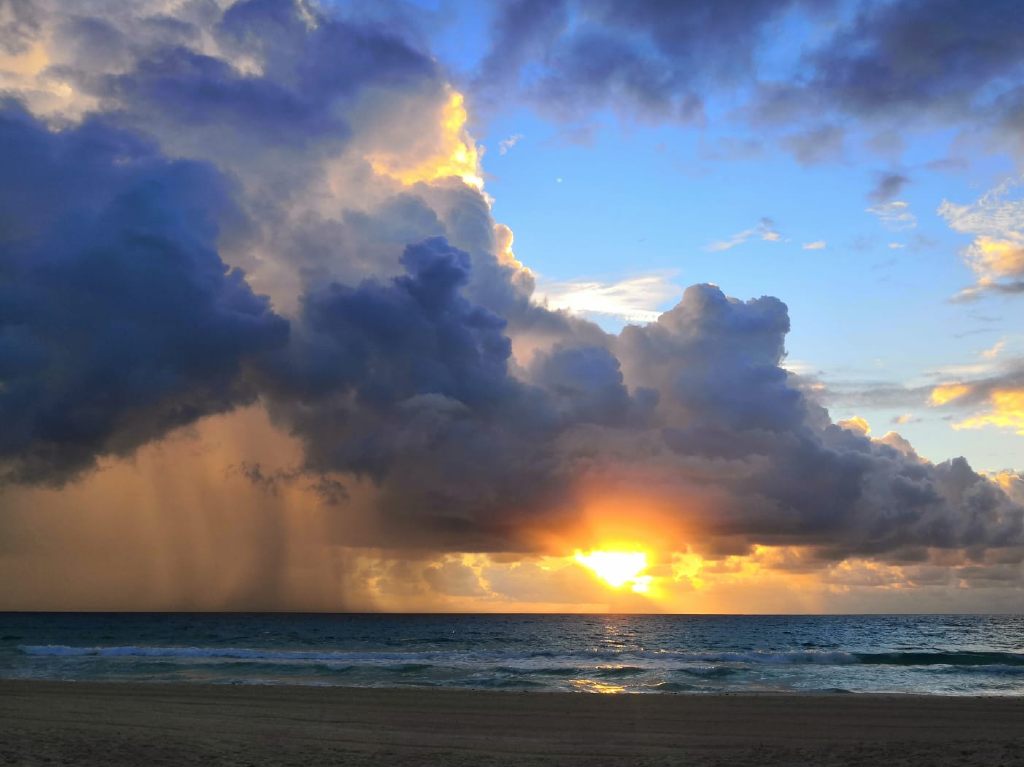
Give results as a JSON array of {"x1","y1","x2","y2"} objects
[{"x1": 2, "y1": 614, "x2": 1023, "y2": 695}]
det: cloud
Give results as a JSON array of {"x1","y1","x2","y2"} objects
[
  {"x1": 954, "y1": 393, "x2": 1024, "y2": 434},
  {"x1": 782, "y1": 124, "x2": 844, "y2": 165},
  {"x1": 837, "y1": 416, "x2": 871, "y2": 436},
  {"x1": 498, "y1": 133, "x2": 523, "y2": 155},
  {"x1": 869, "y1": 172, "x2": 910, "y2": 203},
  {"x1": 940, "y1": 181, "x2": 1024, "y2": 238},
  {"x1": 0, "y1": 0, "x2": 41, "y2": 56},
  {"x1": 263, "y1": 260, "x2": 1024, "y2": 561},
  {"x1": 927, "y1": 362, "x2": 1024, "y2": 435},
  {"x1": 1, "y1": 0, "x2": 1022, "y2": 609},
  {"x1": 472, "y1": 0, "x2": 571, "y2": 107},
  {"x1": 749, "y1": 0, "x2": 1024, "y2": 154},
  {"x1": 707, "y1": 218, "x2": 781, "y2": 252},
  {"x1": 229, "y1": 460, "x2": 347, "y2": 505},
  {"x1": 940, "y1": 180, "x2": 1024, "y2": 299},
  {"x1": 0, "y1": 101, "x2": 287, "y2": 485},
  {"x1": 982, "y1": 340, "x2": 1007, "y2": 360},
  {"x1": 866, "y1": 200, "x2": 917, "y2": 230},
  {"x1": 472, "y1": 0, "x2": 1024, "y2": 163},
  {"x1": 259, "y1": 238, "x2": 575, "y2": 551},
  {"x1": 473, "y1": 0, "x2": 814, "y2": 123},
  {"x1": 536, "y1": 272, "x2": 680, "y2": 323},
  {"x1": 802, "y1": 241, "x2": 827, "y2": 250}
]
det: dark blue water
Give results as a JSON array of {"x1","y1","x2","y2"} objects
[{"x1": 2, "y1": 613, "x2": 1023, "y2": 695}]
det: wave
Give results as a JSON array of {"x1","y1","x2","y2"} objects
[
  {"x1": 934, "y1": 663, "x2": 1024, "y2": 676},
  {"x1": 19, "y1": 645, "x2": 1024, "y2": 670},
  {"x1": 493, "y1": 665, "x2": 581, "y2": 676},
  {"x1": 679, "y1": 665, "x2": 737, "y2": 678},
  {"x1": 853, "y1": 651, "x2": 1024, "y2": 667},
  {"x1": 651, "y1": 649, "x2": 1024, "y2": 667},
  {"x1": 382, "y1": 663, "x2": 434, "y2": 674},
  {"x1": 591, "y1": 666, "x2": 646, "y2": 678}
]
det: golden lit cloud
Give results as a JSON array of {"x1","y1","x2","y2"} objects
[
  {"x1": 929, "y1": 383, "x2": 970, "y2": 405},
  {"x1": 965, "y1": 236, "x2": 1024, "y2": 278},
  {"x1": 493, "y1": 222, "x2": 527, "y2": 271},
  {"x1": 939, "y1": 182, "x2": 1024, "y2": 296},
  {"x1": 954, "y1": 389, "x2": 1024, "y2": 434},
  {"x1": 837, "y1": 415, "x2": 870, "y2": 435},
  {"x1": 670, "y1": 551, "x2": 705, "y2": 589},
  {"x1": 368, "y1": 89, "x2": 484, "y2": 191}
]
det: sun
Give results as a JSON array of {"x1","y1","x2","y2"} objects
[{"x1": 574, "y1": 549, "x2": 651, "y2": 593}]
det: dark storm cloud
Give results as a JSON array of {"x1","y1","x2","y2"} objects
[
  {"x1": 474, "y1": 0, "x2": 569, "y2": 95},
  {"x1": 473, "y1": 0, "x2": 824, "y2": 121},
  {"x1": 2, "y1": 0, "x2": 1021, "y2": 575},
  {"x1": 258, "y1": 237, "x2": 647, "y2": 550},
  {"x1": 796, "y1": 0, "x2": 1024, "y2": 120},
  {"x1": 257, "y1": 246, "x2": 1023, "y2": 559},
  {"x1": 474, "y1": 0, "x2": 1024, "y2": 158},
  {"x1": 745, "y1": 0, "x2": 1024, "y2": 157},
  {"x1": 101, "y1": 46, "x2": 350, "y2": 147},
  {"x1": 475, "y1": 0, "x2": 766, "y2": 114},
  {"x1": 0, "y1": 101, "x2": 287, "y2": 484},
  {"x1": 601, "y1": 286, "x2": 1023, "y2": 559},
  {"x1": 29, "y1": 0, "x2": 475, "y2": 308}
]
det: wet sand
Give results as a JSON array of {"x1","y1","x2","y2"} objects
[{"x1": 0, "y1": 680, "x2": 1022, "y2": 766}]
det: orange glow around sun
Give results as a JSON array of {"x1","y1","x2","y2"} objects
[{"x1": 574, "y1": 549, "x2": 652, "y2": 593}]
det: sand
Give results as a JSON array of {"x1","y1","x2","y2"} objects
[{"x1": 0, "y1": 681, "x2": 1022, "y2": 766}]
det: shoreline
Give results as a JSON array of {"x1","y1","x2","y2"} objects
[{"x1": 2, "y1": 680, "x2": 1022, "y2": 765}]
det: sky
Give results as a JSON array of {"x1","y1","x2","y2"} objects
[{"x1": 1, "y1": 0, "x2": 1024, "y2": 613}]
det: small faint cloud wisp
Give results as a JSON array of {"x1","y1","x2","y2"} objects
[
  {"x1": 982, "y1": 340, "x2": 1006, "y2": 360},
  {"x1": 866, "y1": 200, "x2": 916, "y2": 230},
  {"x1": 707, "y1": 218, "x2": 781, "y2": 252},
  {"x1": 498, "y1": 133, "x2": 523, "y2": 155}
]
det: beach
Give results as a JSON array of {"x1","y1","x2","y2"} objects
[{"x1": 1, "y1": 681, "x2": 1022, "y2": 766}]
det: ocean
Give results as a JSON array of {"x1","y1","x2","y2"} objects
[{"x1": 2, "y1": 613, "x2": 1023, "y2": 695}]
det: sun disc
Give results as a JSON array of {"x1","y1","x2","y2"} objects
[{"x1": 574, "y1": 549, "x2": 649, "y2": 591}]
